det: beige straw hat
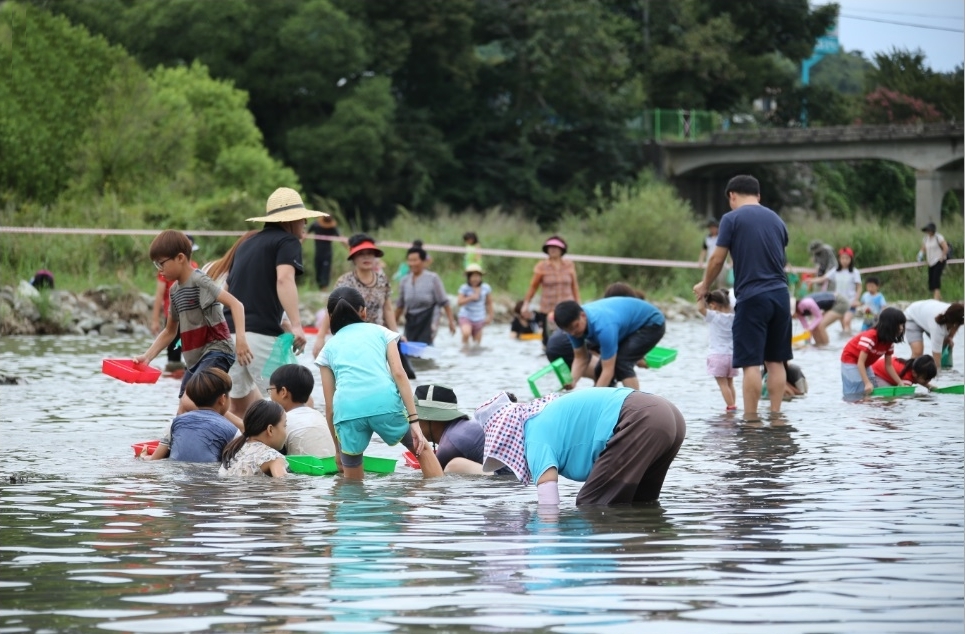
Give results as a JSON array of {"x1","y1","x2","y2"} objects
[{"x1": 246, "y1": 187, "x2": 328, "y2": 223}]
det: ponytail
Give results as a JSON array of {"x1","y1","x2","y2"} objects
[
  {"x1": 221, "y1": 400, "x2": 285, "y2": 469},
  {"x1": 327, "y1": 287, "x2": 366, "y2": 334}
]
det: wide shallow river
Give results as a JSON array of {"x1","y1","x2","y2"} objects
[{"x1": 1, "y1": 319, "x2": 962, "y2": 633}]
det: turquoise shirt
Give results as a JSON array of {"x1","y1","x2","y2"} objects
[
  {"x1": 315, "y1": 323, "x2": 402, "y2": 424},
  {"x1": 568, "y1": 297, "x2": 664, "y2": 360},
  {"x1": 524, "y1": 387, "x2": 633, "y2": 483}
]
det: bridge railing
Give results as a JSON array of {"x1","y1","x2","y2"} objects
[{"x1": 629, "y1": 109, "x2": 724, "y2": 141}]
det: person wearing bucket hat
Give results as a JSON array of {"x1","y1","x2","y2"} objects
[
  {"x1": 457, "y1": 263, "x2": 493, "y2": 348},
  {"x1": 521, "y1": 235, "x2": 581, "y2": 348},
  {"x1": 478, "y1": 387, "x2": 686, "y2": 506},
  {"x1": 224, "y1": 187, "x2": 327, "y2": 418},
  {"x1": 917, "y1": 222, "x2": 949, "y2": 300},
  {"x1": 806, "y1": 239, "x2": 837, "y2": 290},
  {"x1": 413, "y1": 384, "x2": 510, "y2": 475}
]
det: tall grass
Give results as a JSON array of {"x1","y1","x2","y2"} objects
[{"x1": 2, "y1": 181, "x2": 962, "y2": 303}]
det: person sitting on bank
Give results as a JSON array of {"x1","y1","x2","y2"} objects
[
  {"x1": 414, "y1": 384, "x2": 511, "y2": 475},
  {"x1": 553, "y1": 296, "x2": 666, "y2": 390},
  {"x1": 268, "y1": 364, "x2": 336, "y2": 458}
]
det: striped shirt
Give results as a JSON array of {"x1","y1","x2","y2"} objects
[
  {"x1": 534, "y1": 259, "x2": 578, "y2": 314},
  {"x1": 170, "y1": 270, "x2": 234, "y2": 368},
  {"x1": 841, "y1": 329, "x2": 893, "y2": 365}
]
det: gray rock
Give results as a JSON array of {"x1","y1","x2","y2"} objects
[
  {"x1": 98, "y1": 323, "x2": 118, "y2": 337},
  {"x1": 76, "y1": 317, "x2": 105, "y2": 333}
]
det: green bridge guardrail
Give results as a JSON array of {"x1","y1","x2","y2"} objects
[{"x1": 629, "y1": 109, "x2": 725, "y2": 141}]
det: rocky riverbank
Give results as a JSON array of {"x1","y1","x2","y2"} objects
[{"x1": 0, "y1": 283, "x2": 704, "y2": 337}]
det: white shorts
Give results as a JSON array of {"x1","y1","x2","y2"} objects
[
  {"x1": 228, "y1": 332, "x2": 276, "y2": 399},
  {"x1": 903, "y1": 320, "x2": 926, "y2": 345}
]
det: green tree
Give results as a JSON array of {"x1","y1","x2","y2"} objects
[{"x1": 866, "y1": 48, "x2": 963, "y2": 121}]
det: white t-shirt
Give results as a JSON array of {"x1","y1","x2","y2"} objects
[
  {"x1": 831, "y1": 268, "x2": 862, "y2": 303},
  {"x1": 704, "y1": 310, "x2": 735, "y2": 355},
  {"x1": 904, "y1": 300, "x2": 951, "y2": 354},
  {"x1": 923, "y1": 233, "x2": 946, "y2": 266},
  {"x1": 284, "y1": 406, "x2": 336, "y2": 457}
]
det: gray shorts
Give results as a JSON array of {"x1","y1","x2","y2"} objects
[{"x1": 228, "y1": 332, "x2": 276, "y2": 398}]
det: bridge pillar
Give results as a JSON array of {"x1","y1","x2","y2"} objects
[{"x1": 915, "y1": 170, "x2": 964, "y2": 230}]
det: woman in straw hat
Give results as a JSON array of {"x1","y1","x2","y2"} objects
[
  {"x1": 225, "y1": 187, "x2": 326, "y2": 419},
  {"x1": 521, "y1": 235, "x2": 581, "y2": 347},
  {"x1": 477, "y1": 388, "x2": 685, "y2": 506},
  {"x1": 457, "y1": 263, "x2": 493, "y2": 348}
]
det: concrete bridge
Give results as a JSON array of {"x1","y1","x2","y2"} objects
[{"x1": 657, "y1": 123, "x2": 964, "y2": 228}]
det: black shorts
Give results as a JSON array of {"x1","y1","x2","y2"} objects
[
  {"x1": 732, "y1": 288, "x2": 793, "y2": 368},
  {"x1": 601, "y1": 322, "x2": 665, "y2": 381},
  {"x1": 928, "y1": 261, "x2": 945, "y2": 291}
]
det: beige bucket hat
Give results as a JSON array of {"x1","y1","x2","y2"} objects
[{"x1": 246, "y1": 187, "x2": 328, "y2": 222}]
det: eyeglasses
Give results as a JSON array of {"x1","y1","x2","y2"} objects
[
  {"x1": 266, "y1": 386, "x2": 277, "y2": 392},
  {"x1": 152, "y1": 257, "x2": 173, "y2": 271}
]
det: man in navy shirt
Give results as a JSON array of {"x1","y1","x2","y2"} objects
[{"x1": 693, "y1": 174, "x2": 791, "y2": 419}]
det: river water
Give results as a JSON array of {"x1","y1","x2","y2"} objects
[{"x1": 1, "y1": 320, "x2": 962, "y2": 633}]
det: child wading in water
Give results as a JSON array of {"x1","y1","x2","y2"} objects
[
  {"x1": 316, "y1": 287, "x2": 443, "y2": 480},
  {"x1": 698, "y1": 290, "x2": 738, "y2": 410},
  {"x1": 457, "y1": 264, "x2": 493, "y2": 347},
  {"x1": 871, "y1": 355, "x2": 937, "y2": 389},
  {"x1": 840, "y1": 306, "x2": 906, "y2": 398},
  {"x1": 219, "y1": 400, "x2": 289, "y2": 477}
]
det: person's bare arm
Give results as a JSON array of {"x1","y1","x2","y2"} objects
[
  {"x1": 276, "y1": 264, "x2": 305, "y2": 350},
  {"x1": 135, "y1": 316, "x2": 179, "y2": 366},
  {"x1": 693, "y1": 246, "x2": 728, "y2": 298},
  {"x1": 265, "y1": 457, "x2": 288, "y2": 478},
  {"x1": 485, "y1": 292, "x2": 494, "y2": 324},
  {"x1": 857, "y1": 351, "x2": 875, "y2": 394},
  {"x1": 320, "y1": 366, "x2": 341, "y2": 469},
  {"x1": 217, "y1": 289, "x2": 251, "y2": 366},
  {"x1": 567, "y1": 345, "x2": 589, "y2": 389},
  {"x1": 570, "y1": 264, "x2": 581, "y2": 304},
  {"x1": 883, "y1": 353, "x2": 903, "y2": 386},
  {"x1": 521, "y1": 268, "x2": 543, "y2": 318},
  {"x1": 596, "y1": 356, "x2": 616, "y2": 388}
]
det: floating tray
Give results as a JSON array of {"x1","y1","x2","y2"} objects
[
  {"x1": 528, "y1": 357, "x2": 573, "y2": 398},
  {"x1": 871, "y1": 385, "x2": 916, "y2": 397},
  {"x1": 518, "y1": 332, "x2": 542, "y2": 341},
  {"x1": 644, "y1": 347, "x2": 678, "y2": 369},
  {"x1": 286, "y1": 455, "x2": 397, "y2": 475},
  {"x1": 132, "y1": 439, "x2": 160, "y2": 457},
  {"x1": 103, "y1": 359, "x2": 161, "y2": 384},
  {"x1": 933, "y1": 384, "x2": 964, "y2": 395}
]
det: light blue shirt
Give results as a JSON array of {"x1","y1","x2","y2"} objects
[
  {"x1": 567, "y1": 297, "x2": 665, "y2": 360},
  {"x1": 524, "y1": 387, "x2": 633, "y2": 483},
  {"x1": 315, "y1": 323, "x2": 403, "y2": 423},
  {"x1": 457, "y1": 282, "x2": 491, "y2": 322}
]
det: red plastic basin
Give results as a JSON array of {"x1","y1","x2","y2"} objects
[
  {"x1": 132, "y1": 440, "x2": 160, "y2": 457},
  {"x1": 102, "y1": 359, "x2": 161, "y2": 384}
]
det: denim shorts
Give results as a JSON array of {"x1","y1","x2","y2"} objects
[
  {"x1": 841, "y1": 362, "x2": 879, "y2": 397},
  {"x1": 180, "y1": 350, "x2": 236, "y2": 397}
]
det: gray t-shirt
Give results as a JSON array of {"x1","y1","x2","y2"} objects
[{"x1": 396, "y1": 271, "x2": 448, "y2": 317}]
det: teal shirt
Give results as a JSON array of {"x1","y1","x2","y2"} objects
[
  {"x1": 524, "y1": 387, "x2": 633, "y2": 483},
  {"x1": 315, "y1": 323, "x2": 402, "y2": 423},
  {"x1": 567, "y1": 297, "x2": 665, "y2": 360}
]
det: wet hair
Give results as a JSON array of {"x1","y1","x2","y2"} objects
[
  {"x1": 205, "y1": 230, "x2": 258, "y2": 283},
  {"x1": 553, "y1": 300, "x2": 583, "y2": 330},
  {"x1": 865, "y1": 276, "x2": 880, "y2": 287},
  {"x1": 328, "y1": 286, "x2": 366, "y2": 333},
  {"x1": 149, "y1": 230, "x2": 193, "y2": 260},
  {"x1": 407, "y1": 246, "x2": 428, "y2": 261},
  {"x1": 936, "y1": 302, "x2": 964, "y2": 327},
  {"x1": 604, "y1": 282, "x2": 645, "y2": 300},
  {"x1": 463, "y1": 231, "x2": 478, "y2": 245},
  {"x1": 221, "y1": 400, "x2": 285, "y2": 469},
  {"x1": 724, "y1": 175, "x2": 760, "y2": 197},
  {"x1": 705, "y1": 290, "x2": 729, "y2": 307},
  {"x1": 875, "y1": 307, "x2": 906, "y2": 344},
  {"x1": 185, "y1": 367, "x2": 232, "y2": 408},
  {"x1": 347, "y1": 233, "x2": 376, "y2": 249},
  {"x1": 898, "y1": 355, "x2": 937, "y2": 384},
  {"x1": 269, "y1": 364, "x2": 314, "y2": 404}
]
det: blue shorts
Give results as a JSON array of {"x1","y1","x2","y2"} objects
[
  {"x1": 732, "y1": 288, "x2": 793, "y2": 368},
  {"x1": 335, "y1": 410, "x2": 409, "y2": 457},
  {"x1": 179, "y1": 351, "x2": 236, "y2": 397},
  {"x1": 841, "y1": 362, "x2": 879, "y2": 397}
]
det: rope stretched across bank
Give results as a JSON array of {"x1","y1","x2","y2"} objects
[{"x1": 1, "y1": 225, "x2": 961, "y2": 275}]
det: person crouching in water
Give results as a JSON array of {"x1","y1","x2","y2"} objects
[
  {"x1": 840, "y1": 307, "x2": 906, "y2": 399},
  {"x1": 871, "y1": 355, "x2": 937, "y2": 389},
  {"x1": 478, "y1": 388, "x2": 685, "y2": 506},
  {"x1": 316, "y1": 287, "x2": 443, "y2": 480}
]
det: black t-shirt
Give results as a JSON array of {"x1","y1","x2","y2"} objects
[
  {"x1": 225, "y1": 225, "x2": 303, "y2": 336},
  {"x1": 511, "y1": 316, "x2": 538, "y2": 335},
  {"x1": 308, "y1": 222, "x2": 339, "y2": 257}
]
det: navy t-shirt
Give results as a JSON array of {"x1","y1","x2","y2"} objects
[
  {"x1": 225, "y1": 225, "x2": 304, "y2": 336},
  {"x1": 169, "y1": 409, "x2": 239, "y2": 462},
  {"x1": 716, "y1": 204, "x2": 788, "y2": 301}
]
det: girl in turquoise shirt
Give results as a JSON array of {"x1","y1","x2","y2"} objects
[{"x1": 316, "y1": 287, "x2": 443, "y2": 480}]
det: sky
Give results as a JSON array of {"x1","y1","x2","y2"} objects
[{"x1": 814, "y1": 0, "x2": 964, "y2": 71}]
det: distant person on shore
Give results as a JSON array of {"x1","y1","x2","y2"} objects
[
  {"x1": 463, "y1": 231, "x2": 482, "y2": 269},
  {"x1": 29, "y1": 269, "x2": 54, "y2": 290},
  {"x1": 317, "y1": 287, "x2": 443, "y2": 480},
  {"x1": 917, "y1": 222, "x2": 949, "y2": 300},
  {"x1": 693, "y1": 174, "x2": 792, "y2": 419},
  {"x1": 268, "y1": 364, "x2": 335, "y2": 458},
  {"x1": 807, "y1": 240, "x2": 837, "y2": 291},
  {"x1": 457, "y1": 264, "x2": 493, "y2": 348},
  {"x1": 903, "y1": 300, "x2": 963, "y2": 372},
  {"x1": 809, "y1": 247, "x2": 861, "y2": 334},
  {"x1": 698, "y1": 290, "x2": 737, "y2": 411},
  {"x1": 554, "y1": 296, "x2": 665, "y2": 390},
  {"x1": 840, "y1": 307, "x2": 905, "y2": 398},
  {"x1": 219, "y1": 400, "x2": 289, "y2": 478},
  {"x1": 697, "y1": 219, "x2": 730, "y2": 288},
  {"x1": 521, "y1": 235, "x2": 581, "y2": 347},
  {"x1": 224, "y1": 188, "x2": 323, "y2": 420},
  {"x1": 871, "y1": 355, "x2": 937, "y2": 389},
  {"x1": 307, "y1": 215, "x2": 340, "y2": 290},
  {"x1": 858, "y1": 276, "x2": 886, "y2": 332},
  {"x1": 144, "y1": 368, "x2": 241, "y2": 462},
  {"x1": 136, "y1": 230, "x2": 250, "y2": 422},
  {"x1": 150, "y1": 234, "x2": 199, "y2": 377},
  {"x1": 478, "y1": 388, "x2": 686, "y2": 506},
  {"x1": 395, "y1": 244, "x2": 455, "y2": 344}
]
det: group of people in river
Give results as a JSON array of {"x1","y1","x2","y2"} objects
[{"x1": 131, "y1": 178, "x2": 960, "y2": 506}]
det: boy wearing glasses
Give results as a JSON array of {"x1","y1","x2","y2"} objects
[{"x1": 136, "y1": 230, "x2": 251, "y2": 425}]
